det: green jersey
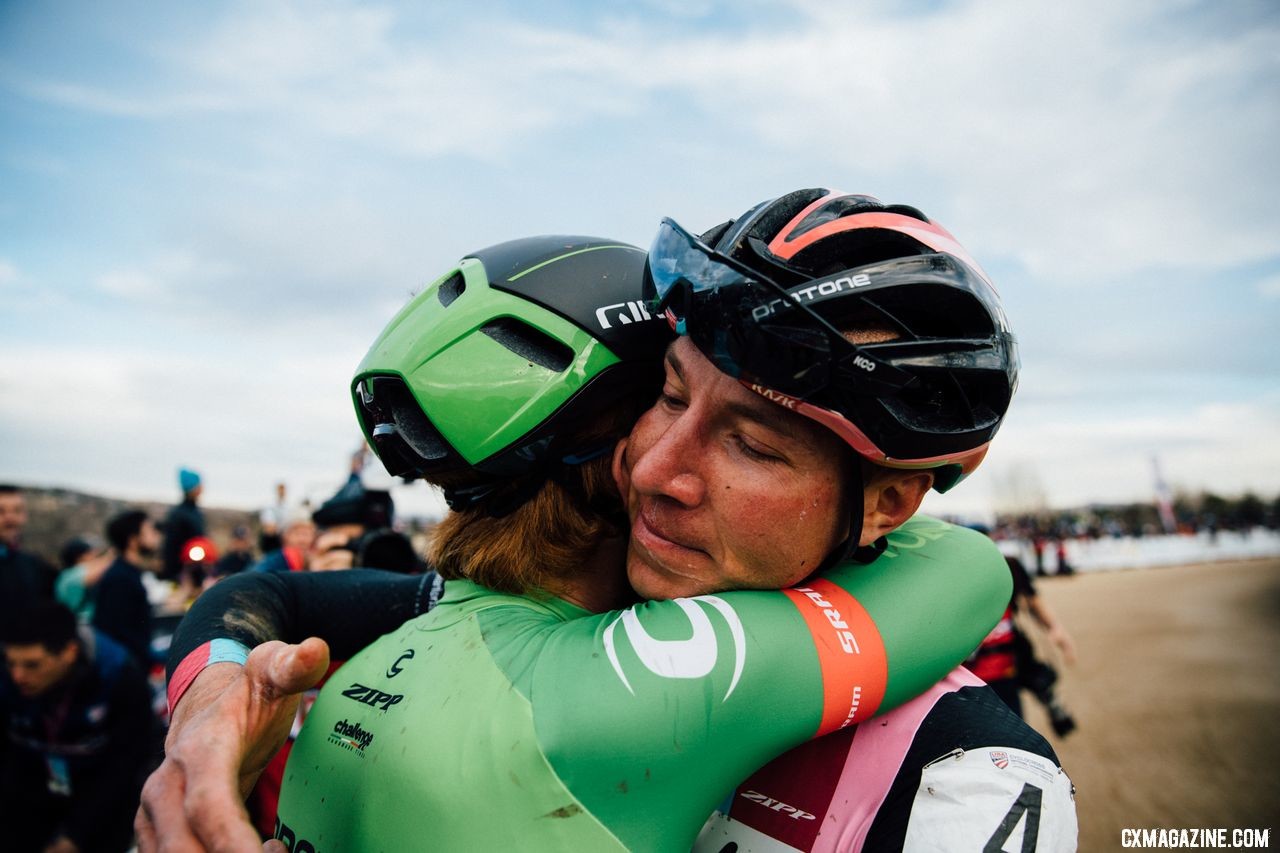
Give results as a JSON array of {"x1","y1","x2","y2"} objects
[{"x1": 276, "y1": 516, "x2": 1009, "y2": 852}]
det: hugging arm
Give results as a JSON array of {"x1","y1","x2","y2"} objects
[{"x1": 138, "y1": 569, "x2": 439, "y2": 852}]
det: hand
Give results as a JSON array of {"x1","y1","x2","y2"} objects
[
  {"x1": 1047, "y1": 625, "x2": 1077, "y2": 666},
  {"x1": 43, "y1": 837, "x2": 78, "y2": 853},
  {"x1": 309, "y1": 530, "x2": 356, "y2": 572},
  {"x1": 135, "y1": 637, "x2": 330, "y2": 852}
]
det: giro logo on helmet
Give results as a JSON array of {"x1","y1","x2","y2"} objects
[
  {"x1": 594, "y1": 300, "x2": 656, "y2": 330},
  {"x1": 750, "y1": 273, "x2": 873, "y2": 322},
  {"x1": 603, "y1": 596, "x2": 746, "y2": 702}
]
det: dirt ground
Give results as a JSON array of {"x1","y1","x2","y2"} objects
[{"x1": 1016, "y1": 558, "x2": 1280, "y2": 850}]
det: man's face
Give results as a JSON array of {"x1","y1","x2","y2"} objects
[
  {"x1": 4, "y1": 642, "x2": 78, "y2": 698},
  {"x1": 136, "y1": 519, "x2": 162, "y2": 560},
  {"x1": 613, "y1": 337, "x2": 851, "y2": 600},
  {"x1": 0, "y1": 492, "x2": 28, "y2": 548},
  {"x1": 283, "y1": 520, "x2": 317, "y2": 552}
]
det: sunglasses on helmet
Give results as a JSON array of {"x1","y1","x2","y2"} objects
[{"x1": 645, "y1": 217, "x2": 920, "y2": 402}]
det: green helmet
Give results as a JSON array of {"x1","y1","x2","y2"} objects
[{"x1": 352, "y1": 236, "x2": 671, "y2": 508}]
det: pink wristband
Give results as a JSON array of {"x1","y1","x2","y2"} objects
[{"x1": 167, "y1": 638, "x2": 251, "y2": 716}]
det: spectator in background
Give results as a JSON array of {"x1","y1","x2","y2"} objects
[
  {"x1": 0, "y1": 484, "x2": 57, "y2": 637},
  {"x1": 55, "y1": 535, "x2": 113, "y2": 623},
  {"x1": 161, "y1": 468, "x2": 205, "y2": 582},
  {"x1": 2, "y1": 601, "x2": 154, "y2": 853},
  {"x1": 258, "y1": 482, "x2": 289, "y2": 554},
  {"x1": 250, "y1": 510, "x2": 316, "y2": 574},
  {"x1": 967, "y1": 528, "x2": 1079, "y2": 735},
  {"x1": 308, "y1": 479, "x2": 398, "y2": 572},
  {"x1": 93, "y1": 510, "x2": 161, "y2": 668},
  {"x1": 211, "y1": 524, "x2": 256, "y2": 580}
]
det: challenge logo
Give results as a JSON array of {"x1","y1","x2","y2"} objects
[
  {"x1": 595, "y1": 300, "x2": 657, "y2": 330},
  {"x1": 328, "y1": 719, "x2": 375, "y2": 755},
  {"x1": 603, "y1": 596, "x2": 746, "y2": 702}
]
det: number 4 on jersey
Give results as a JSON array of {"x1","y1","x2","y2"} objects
[{"x1": 984, "y1": 782, "x2": 1042, "y2": 852}]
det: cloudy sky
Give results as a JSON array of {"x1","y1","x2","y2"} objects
[{"x1": 2, "y1": 0, "x2": 1277, "y2": 521}]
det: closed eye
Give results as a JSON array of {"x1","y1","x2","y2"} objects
[{"x1": 735, "y1": 434, "x2": 784, "y2": 464}]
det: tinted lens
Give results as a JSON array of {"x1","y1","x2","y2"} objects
[
  {"x1": 648, "y1": 219, "x2": 748, "y2": 304},
  {"x1": 684, "y1": 276, "x2": 835, "y2": 397},
  {"x1": 647, "y1": 217, "x2": 909, "y2": 401}
]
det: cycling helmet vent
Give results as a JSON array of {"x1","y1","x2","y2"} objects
[
  {"x1": 787, "y1": 229, "x2": 935, "y2": 280},
  {"x1": 437, "y1": 271, "x2": 465, "y2": 307},
  {"x1": 480, "y1": 318, "x2": 574, "y2": 372},
  {"x1": 358, "y1": 375, "x2": 462, "y2": 477},
  {"x1": 787, "y1": 194, "x2": 897, "y2": 241},
  {"x1": 355, "y1": 235, "x2": 665, "y2": 483}
]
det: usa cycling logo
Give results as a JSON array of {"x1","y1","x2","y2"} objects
[
  {"x1": 990, "y1": 750, "x2": 1010, "y2": 769},
  {"x1": 603, "y1": 596, "x2": 745, "y2": 701}
]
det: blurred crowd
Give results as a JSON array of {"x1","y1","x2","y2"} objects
[
  {"x1": 5, "y1": 452, "x2": 1276, "y2": 850},
  {"x1": 0, "y1": 448, "x2": 429, "y2": 852}
]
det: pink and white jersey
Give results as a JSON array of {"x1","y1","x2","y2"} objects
[{"x1": 694, "y1": 668, "x2": 1077, "y2": 852}]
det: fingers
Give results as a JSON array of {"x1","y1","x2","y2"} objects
[
  {"x1": 309, "y1": 530, "x2": 355, "y2": 572},
  {"x1": 142, "y1": 747, "x2": 264, "y2": 852},
  {"x1": 182, "y1": 767, "x2": 264, "y2": 852},
  {"x1": 136, "y1": 764, "x2": 203, "y2": 853},
  {"x1": 246, "y1": 638, "x2": 330, "y2": 698},
  {"x1": 263, "y1": 842, "x2": 288, "y2": 853}
]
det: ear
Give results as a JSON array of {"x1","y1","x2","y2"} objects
[
  {"x1": 610, "y1": 437, "x2": 630, "y2": 495},
  {"x1": 57, "y1": 640, "x2": 80, "y2": 667},
  {"x1": 860, "y1": 470, "x2": 934, "y2": 546}
]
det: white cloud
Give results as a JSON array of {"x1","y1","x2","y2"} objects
[
  {"x1": 5, "y1": 0, "x2": 1277, "y2": 516},
  {"x1": 16, "y1": 1, "x2": 1274, "y2": 281},
  {"x1": 94, "y1": 251, "x2": 238, "y2": 304}
]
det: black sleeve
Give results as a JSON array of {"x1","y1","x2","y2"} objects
[
  {"x1": 166, "y1": 568, "x2": 442, "y2": 681},
  {"x1": 61, "y1": 660, "x2": 155, "y2": 851}
]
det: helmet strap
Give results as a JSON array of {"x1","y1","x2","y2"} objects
[{"x1": 817, "y1": 461, "x2": 888, "y2": 571}]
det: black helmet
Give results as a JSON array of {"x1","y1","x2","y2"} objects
[{"x1": 645, "y1": 188, "x2": 1018, "y2": 492}]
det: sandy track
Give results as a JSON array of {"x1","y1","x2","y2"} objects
[{"x1": 1017, "y1": 558, "x2": 1280, "y2": 850}]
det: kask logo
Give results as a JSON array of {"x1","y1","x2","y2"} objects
[
  {"x1": 594, "y1": 300, "x2": 656, "y2": 330},
  {"x1": 602, "y1": 596, "x2": 746, "y2": 702}
]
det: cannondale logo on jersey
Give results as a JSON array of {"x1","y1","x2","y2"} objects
[{"x1": 602, "y1": 596, "x2": 746, "y2": 701}]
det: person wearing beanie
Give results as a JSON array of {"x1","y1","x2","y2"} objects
[{"x1": 161, "y1": 467, "x2": 205, "y2": 581}]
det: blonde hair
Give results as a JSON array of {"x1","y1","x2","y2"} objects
[{"x1": 426, "y1": 399, "x2": 642, "y2": 595}]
